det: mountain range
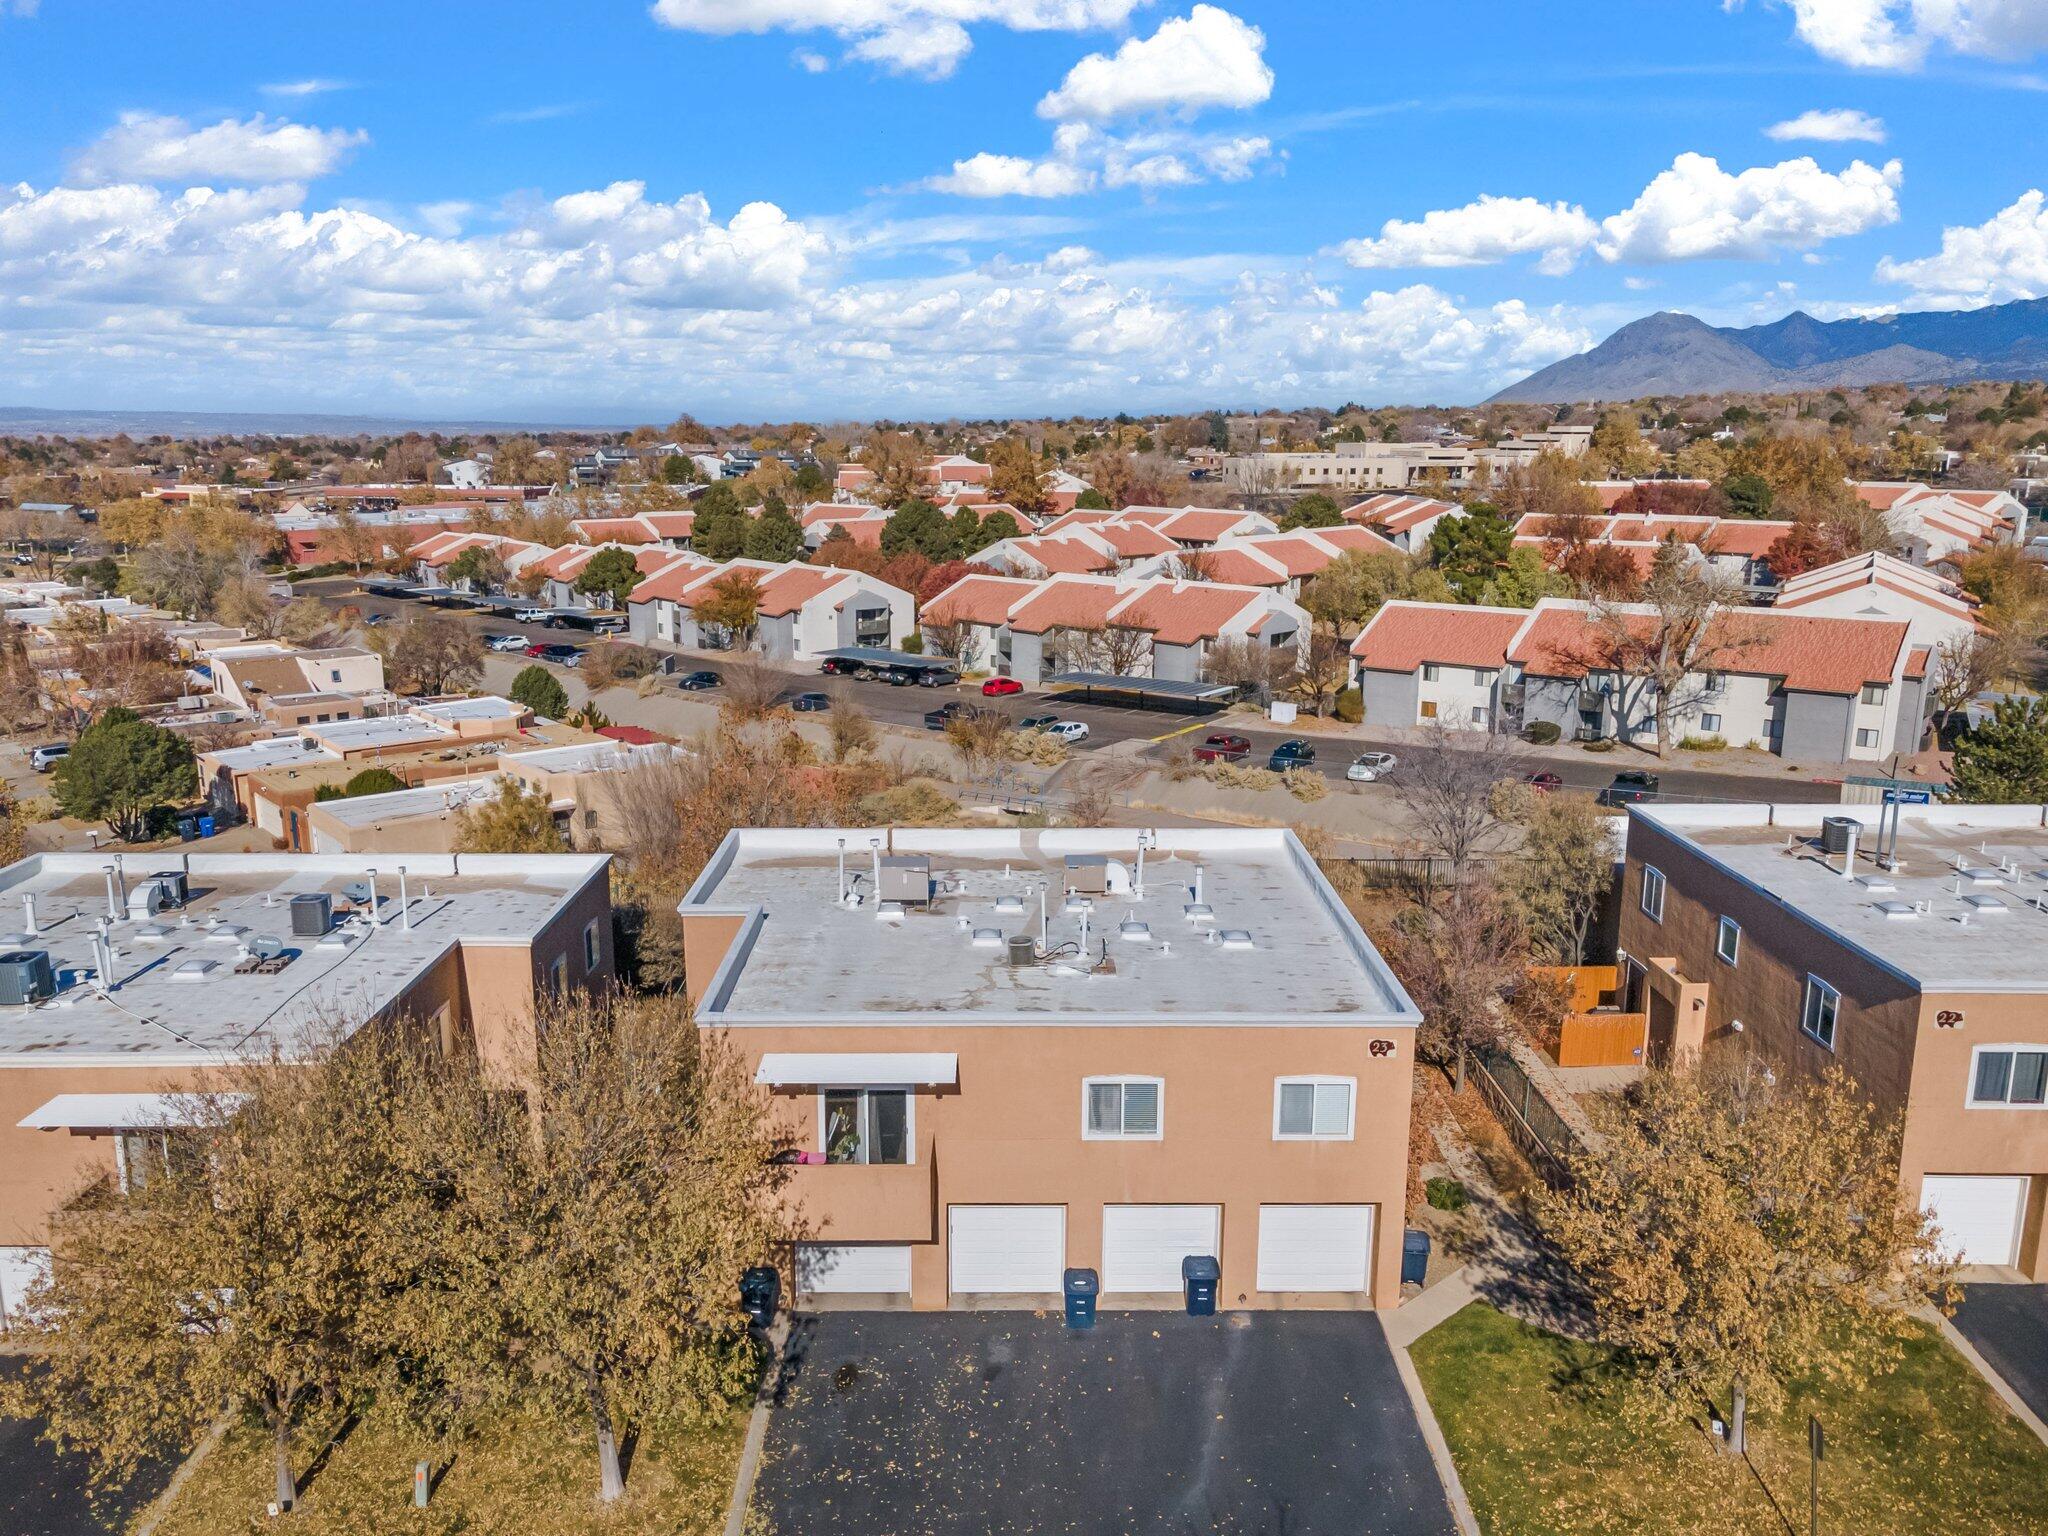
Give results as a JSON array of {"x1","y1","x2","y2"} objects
[{"x1": 1488, "y1": 296, "x2": 2048, "y2": 404}]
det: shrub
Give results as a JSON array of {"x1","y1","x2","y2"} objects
[
  {"x1": 1425, "y1": 1177, "x2": 1469, "y2": 1213},
  {"x1": 853, "y1": 779, "x2": 959, "y2": 825},
  {"x1": 508, "y1": 664, "x2": 570, "y2": 720},
  {"x1": 1005, "y1": 730, "x2": 1070, "y2": 767},
  {"x1": 1523, "y1": 720, "x2": 1561, "y2": 746},
  {"x1": 1677, "y1": 733, "x2": 1727, "y2": 752},
  {"x1": 899, "y1": 632, "x2": 924, "y2": 654},
  {"x1": 1581, "y1": 738, "x2": 1615, "y2": 753},
  {"x1": 1334, "y1": 686, "x2": 1363, "y2": 724},
  {"x1": 1281, "y1": 768, "x2": 1327, "y2": 802},
  {"x1": 1213, "y1": 762, "x2": 1280, "y2": 793}
]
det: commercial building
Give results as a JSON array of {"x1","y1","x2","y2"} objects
[
  {"x1": 1616, "y1": 802, "x2": 2048, "y2": 1277},
  {"x1": 678, "y1": 828, "x2": 1421, "y2": 1308},
  {"x1": 0, "y1": 850, "x2": 614, "y2": 1322}
]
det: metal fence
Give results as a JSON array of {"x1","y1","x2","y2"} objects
[{"x1": 1469, "y1": 1044, "x2": 1581, "y2": 1186}]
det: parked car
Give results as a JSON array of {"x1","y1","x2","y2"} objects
[
  {"x1": 1596, "y1": 770, "x2": 1660, "y2": 807},
  {"x1": 1019, "y1": 714, "x2": 1059, "y2": 732},
  {"x1": 908, "y1": 668, "x2": 959, "y2": 688},
  {"x1": 30, "y1": 743, "x2": 68, "y2": 773},
  {"x1": 1192, "y1": 733, "x2": 1251, "y2": 763},
  {"x1": 485, "y1": 633, "x2": 529, "y2": 652},
  {"x1": 522, "y1": 641, "x2": 551, "y2": 657},
  {"x1": 514, "y1": 607, "x2": 551, "y2": 623},
  {"x1": 1345, "y1": 751, "x2": 1396, "y2": 783},
  {"x1": 541, "y1": 644, "x2": 583, "y2": 667},
  {"x1": 982, "y1": 676, "x2": 1023, "y2": 697},
  {"x1": 677, "y1": 670, "x2": 722, "y2": 691},
  {"x1": 1524, "y1": 770, "x2": 1564, "y2": 793},
  {"x1": 1045, "y1": 720, "x2": 1090, "y2": 743},
  {"x1": 1267, "y1": 740, "x2": 1316, "y2": 771},
  {"x1": 924, "y1": 700, "x2": 970, "y2": 730},
  {"x1": 791, "y1": 692, "x2": 830, "y2": 712},
  {"x1": 589, "y1": 616, "x2": 626, "y2": 635}
]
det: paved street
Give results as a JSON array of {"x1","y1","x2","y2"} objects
[
  {"x1": 314, "y1": 579, "x2": 1843, "y2": 808},
  {"x1": 1950, "y1": 1283, "x2": 2048, "y2": 1425},
  {"x1": 0, "y1": 1360, "x2": 165, "y2": 1536},
  {"x1": 753, "y1": 1310, "x2": 1456, "y2": 1536}
]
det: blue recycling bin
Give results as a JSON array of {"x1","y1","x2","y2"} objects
[
  {"x1": 1401, "y1": 1228, "x2": 1431, "y2": 1287},
  {"x1": 197, "y1": 815, "x2": 216, "y2": 838},
  {"x1": 1062, "y1": 1267, "x2": 1098, "y2": 1330},
  {"x1": 1181, "y1": 1254, "x2": 1220, "y2": 1316}
]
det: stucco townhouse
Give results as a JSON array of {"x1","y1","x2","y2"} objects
[
  {"x1": 626, "y1": 557, "x2": 914, "y2": 660},
  {"x1": 678, "y1": 827, "x2": 1422, "y2": 1309}
]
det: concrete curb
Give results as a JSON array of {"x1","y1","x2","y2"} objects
[
  {"x1": 1921, "y1": 1305, "x2": 2048, "y2": 1449},
  {"x1": 722, "y1": 1318, "x2": 788, "y2": 1536},
  {"x1": 1380, "y1": 1316, "x2": 1482, "y2": 1536},
  {"x1": 133, "y1": 1414, "x2": 230, "y2": 1536}
]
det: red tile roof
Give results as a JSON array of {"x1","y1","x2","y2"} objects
[
  {"x1": 1350, "y1": 602, "x2": 1527, "y2": 670},
  {"x1": 1010, "y1": 537, "x2": 1116, "y2": 575},
  {"x1": 1508, "y1": 601, "x2": 1910, "y2": 694},
  {"x1": 920, "y1": 574, "x2": 1040, "y2": 628}
]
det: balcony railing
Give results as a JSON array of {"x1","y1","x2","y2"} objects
[{"x1": 777, "y1": 1134, "x2": 936, "y2": 1243}]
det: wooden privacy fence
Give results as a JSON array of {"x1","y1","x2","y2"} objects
[{"x1": 1531, "y1": 965, "x2": 1649, "y2": 1069}]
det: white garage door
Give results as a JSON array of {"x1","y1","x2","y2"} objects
[
  {"x1": 1102, "y1": 1205, "x2": 1221, "y2": 1293},
  {"x1": 1922, "y1": 1175, "x2": 2029, "y2": 1267},
  {"x1": 0, "y1": 1246, "x2": 49, "y2": 1328},
  {"x1": 1257, "y1": 1205, "x2": 1373, "y2": 1293},
  {"x1": 948, "y1": 1205, "x2": 1065, "y2": 1294},
  {"x1": 795, "y1": 1243, "x2": 912, "y2": 1295}
]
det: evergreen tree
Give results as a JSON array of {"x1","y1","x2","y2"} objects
[
  {"x1": 508, "y1": 664, "x2": 570, "y2": 720},
  {"x1": 1952, "y1": 697, "x2": 2048, "y2": 803}
]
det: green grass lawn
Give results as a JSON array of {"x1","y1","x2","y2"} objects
[
  {"x1": 139, "y1": 1403, "x2": 747, "y2": 1536},
  {"x1": 1411, "y1": 1302, "x2": 2048, "y2": 1536}
]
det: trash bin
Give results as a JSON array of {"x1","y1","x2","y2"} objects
[
  {"x1": 738, "y1": 1265, "x2": 780, "y2": 1328},
  {"x1": 197, "y1": 815, "x2": 216, "y2": 838},
  {"x1": 1181, "y1": 1254, "x2": 1220, "y2": 1316},
  {"x1": 1062, "y1": 1267, "x2": 1098, "y2": 1330},
  {"x1": 1401, "y1": 1229, "x2": 1431, "y2": 1287}
]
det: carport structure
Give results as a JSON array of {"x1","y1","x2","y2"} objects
[
  {"x1": 817, "y1": 646, "x2": 959, "y2": 683},
  {"x1": 1047, "y1": 671, "x2": 1236, "y2": 715}
]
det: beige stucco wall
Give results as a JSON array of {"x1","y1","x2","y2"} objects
[{"x1": 714, "y1": 1021, "x2": 1415, "y2": 1311}]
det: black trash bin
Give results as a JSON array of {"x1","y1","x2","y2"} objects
[
  {"x1": 1401, "y1": 1229, "x2": 1431, "y2": 1287},
  {"x1": 1063, "y1": 1267, "x2": 1098, "y2": 1330},
  {"x1": 1181, "y1": 1254, "x2": 1220, "y2": 1316},
  {"x1": 739, "y1": 1265, "x2": 780, "y2": 1328}
]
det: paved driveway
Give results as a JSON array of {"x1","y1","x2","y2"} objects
[
  {"x1": 0, "y1": 1360, "x2": 164, "y2": 1536},
  {"x1": 1950, "y1": 1283, "x2": 2048, "y2": 1424},
  {"x1": 753, "y1": 1311, "x2": 1456, "y2": 1536}
]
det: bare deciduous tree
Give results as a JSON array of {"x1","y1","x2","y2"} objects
[
  {"x1": 1394, "y1": 719, "x2": 1525, "y2": 890},
  {"x1": 921, "y1": 618, "x2": 983, "y2": 671}
]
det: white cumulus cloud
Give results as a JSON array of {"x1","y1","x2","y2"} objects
[
  {"x1": 1876, "y1": 188, "x2": 2048, "y2": 305},
  {"x1": 1038, "y1": 5, "x2": 1272, "y2": 121},
  {"x1": 1734, "y1": 0, "x2": 2048, "y2": 69},
  {"x1": 924, "y1": 151, "x2": 1097, "y2": 197},
  {"x1": 1765, "y1": 108, "x2": 1887, "y2": 143},
  {"x1": 1339, "y1": 195, "x2": 1600, "y2": 277},
  {"x1": 73, "y1": 113, "x2": 367, "y2": 185},
  {"x1": 261, "y1": 79, "x2": 352, "y2": 98},
  {"x1": 1595, "y1": 152, "x2": 1902, "y2": 263},
  {"x1": 648, "y1": 0, "x2": 1144, "y2": 78}
]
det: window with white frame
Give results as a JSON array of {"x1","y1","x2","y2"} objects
[
  {"x1": 1640, "y1": 865, "x2": 1666, "y2": 922},
  {"x1": 1716, "y1": 916, "x2": 1740, "y2": 965},
  {"x1": 583, "y1": 919, "x2": 602, "y2": 970},
  {"x1": 1856, "y1": 728, "x2": 1879, "y2": 749},
  {"x1": 1969, "y1": 1047, "x2": 2048, "y2": 1107},
  {"x1": 1861, "y1": 683, "x2": 1887, "y2": 705},
  {"x1": 1274, "y1": 1078, "x2": 1355, "y2": 1140},
  {"x1": 1421, "y1": 663, "x2": 1440, "y2": 682},
  {"x1": 1700, "y1": 713, "x2": 1722, "y2": 733},
  {"x1": 822, "y1": 1088, "x2": 911, "y2": 1163},
  {"x1": 1800, "y1": 974, "x2": 1839, "y2": 1049},
  {"x1": 1084, "y1": 1077, "x2": 1162, "y2": 1140}
]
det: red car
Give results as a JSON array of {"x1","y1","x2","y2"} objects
[
  {"x1": 1192, "y1": 733, "x2": 1251, "y2": 763},
  {"x1": 981, "y1": 676, "x2": 1023, "y2": 696},
  {"x1": 523, "y1": 641, "x2": 551, "y2": 658},
  {"x1": 1524, "y1": 771, "x2": 1563, "y2": 793}
]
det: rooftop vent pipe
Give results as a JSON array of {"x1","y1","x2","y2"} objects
[{"x1": 22, "y1": 893, "x2": 36, "y2": 936}]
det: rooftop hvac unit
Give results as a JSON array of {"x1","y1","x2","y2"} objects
[
  {"x1": 877, "y1": 855, "x2": 932, "y2": 906},
  {"x1": 290, "y1": 892, "x2": 333, "y2": 937},
  {"x1": 0, "y1": 949, "x2": 56, "y2": 1006},
  {"x1": 127, "y1": 879, "x2": 173, "y2": 918},
  {"x1": 1820, "y1": 816, "x2": 1860, "y2": 855},
  {"x1": 1064, "y1": 855, "x2": 1110, "y2": 895},
  {"x1": 148, "y1": 869, "x2": 189, "y2": 907}
]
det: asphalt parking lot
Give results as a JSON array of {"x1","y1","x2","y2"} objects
[
  {"x1": 1950, "y1": 1283, "x2": 2048, "y2": 1424},
  {"x1": 0, "y1": 1359, "x2": 165, "y2": 1536},
  {"x1": 752, "y1": 1310, "x2": 1456, "y2": 1536}
]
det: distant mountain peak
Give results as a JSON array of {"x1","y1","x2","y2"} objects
[{"x1": 1488, "y1": 294, "x2": 2048, "y2": 404}]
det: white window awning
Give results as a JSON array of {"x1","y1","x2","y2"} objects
[
  {"x1": 17, "y1": 1092, "x2": 237, "y2": 1132},
  {"x1": 754, "y1": 1053, "x2": 957, "y2": 1088}
]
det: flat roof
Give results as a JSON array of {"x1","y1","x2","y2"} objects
[
  {"x1": 1635, "y1": 803, "x2": 2048, "y2": 992},
  {"x1": 311, "y1": 716, "x2": 450, "y2": 752},
  {"x1": 310, "y1": 775, "x2": 500, "y2": 827},
  {"x1": 0, "y1": 851, "x2": 609, "y2": 1065},
  {"x1": 682, "y1": 828, "x2": 1419, "y2": 1026},
  {"x1": 817, "y1": 646, "x2": 956, "y2": 672},
  {"x1": 1049, "y1": 672, "x2": 1236, "y2": 700}
]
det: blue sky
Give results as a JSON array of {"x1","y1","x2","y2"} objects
[{"x1": 3, "y1": 0, "x2": 2048, "y2": 421}]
